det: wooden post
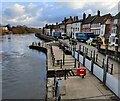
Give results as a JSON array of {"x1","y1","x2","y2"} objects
[{"x1": 110, "y1": 64, "x2": 113, "y2": 75}]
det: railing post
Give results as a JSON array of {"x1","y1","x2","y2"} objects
[
  {"x1": 91, "y1": 51, "x2": 92, "y2": 59},
  {"x1": 77, "y1": 45, "x2": 81, "y2": 61},
  {"x1": 83, "y1": 46, "x2": 84, "y2": 53},
  {"x1": 110, "y1": 64, "x2": 113, "y2": 75},
  {"x1": 74, "y1": 58, "x2": 77, "y2": 68},
  {"x1": 63, "y1": 52, "x2": 65, "y2": 65},
  {"x1": 60, "y1": 59, "x2": 62, "y2": 69},
  {"x1": 103, "y1": 55, "x2": 109, "y2": 85},
  {"x1": 64, "y1": 68, "x2": 67, "y2": 80},
  {"x1": 96, "y1": 54, "x2": 98, "y2": 62},
  {"x1": 91, "y1": 50, "x2": 95, "y2": 73},
  {"x1": 78, "y1": 62, "x2": 80, "y2": 68}
]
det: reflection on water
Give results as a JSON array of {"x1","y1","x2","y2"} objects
[{"x1": 1, "y1": 34, "x2": 47, "y2": 100}]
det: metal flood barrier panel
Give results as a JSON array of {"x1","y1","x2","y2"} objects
[
  {"x1": 72, "y1": 50, "x2": 120, "y2": 99},
  {"x1": 106, "y1": 73, "x2": 120, "y2": 98},
  {"x1": 93, "y1": 64, "x2": 103, "y2": 82}
]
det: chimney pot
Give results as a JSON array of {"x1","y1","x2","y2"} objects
[
  {"x1": 76, "y1": 16, "x2": 78, "y2": 21},
  {"x1": 88, "y1": 14, "x2": 91, "y2": 17},
  {"x1": 83, "y1": 13, "x2": 86, "y2": 20},
  {"x1": 74, "y1": 16, "x2": 76, "y2": 21},
  {"x1": 97, "y1": 10, "x2": 100, "y2": 16}
]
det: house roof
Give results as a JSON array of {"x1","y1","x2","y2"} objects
[
  {"x1": 82, "y1": 15, "x2": 98, "y2": 24},
  {"x1": 91, "y1": 13, "x2": 113, "y2": 24},
  {"x1": 114, "y1": 12, "x2": 120, "y2": 19},
  {"x1": 72, "y1": 19, "x2": 83, "y2": 23}
]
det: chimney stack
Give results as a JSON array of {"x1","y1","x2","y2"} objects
[
  {"x1": 83, "y1": 13, "x2": 86, "y2": 20},
  {"x1": 64, "y1": 17, "x2": 66, "y2": 21},
  {"x1": 56, "y1": 22, "x2": 58, "y2": 25},
  {"x1": 76, "y1": 16, "x2": 78, "y2": 21},
  {"x1": 74, "y1": 16, "x2": 76, "y2": 21},
  {"x1": 88, "y1": 14, "x2": 91, "y2": 17},
  {"x1": 97, "y1": 10, "x2": 100, "y2": 16}
]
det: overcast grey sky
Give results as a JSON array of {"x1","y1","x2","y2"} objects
[{"x1": 1, "y1": 0, "x2": 120, "y2": 28}]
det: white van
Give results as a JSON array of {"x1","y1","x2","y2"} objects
[{"x1": 109, "y1": 33, "x2": 116, "y2": 46}]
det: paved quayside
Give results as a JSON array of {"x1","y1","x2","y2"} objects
[
  {"x1": 29, "y1": 41, "x2": 120, "y2": 101},
  {"x1": 45, "y1": 41, "x2": 119, "y2": 101}
]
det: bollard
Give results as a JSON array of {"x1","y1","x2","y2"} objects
[{"x1": 110, "y1": 64, "x2": 113, "y2": 75}]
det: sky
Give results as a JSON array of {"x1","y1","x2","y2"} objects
[{"x1": 1, "y1": 0, "x2": 120, "y2": 28}]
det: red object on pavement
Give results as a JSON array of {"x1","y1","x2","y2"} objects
[{"x1": 76, "y1": 67, "x2": 86, "y2": 76}]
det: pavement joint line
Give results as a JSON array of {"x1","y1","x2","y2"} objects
[
  {"x1": 87, "y1": 73, "x2": 112, "y2": 100},
  {"x1": 71, "y1": 94, "x2": 114, "y2": 100}
]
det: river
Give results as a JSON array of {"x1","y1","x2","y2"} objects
[{"x1": 0, "y1": 34, "x2": 47, "y2": 100}]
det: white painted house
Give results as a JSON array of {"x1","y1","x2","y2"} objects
[
  {"x1": 90, "y1": 13, "x2": 113, "y2": 38},
  {"x1": 66, "y1": 23, "x2": 72, "y2": 37}
]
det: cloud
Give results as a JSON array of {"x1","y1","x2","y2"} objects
[
  {"x1": 2, "y1": 1, "x2": 120, "y2": 28},
  {"x1": 4, "y1": 3, "x2": 25, "y2": 19},
  {"x1": 2, "y1": 3, "x2": 43, "y2": 27}
]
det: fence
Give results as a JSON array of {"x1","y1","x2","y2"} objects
[{"x1": 72, "y1": 48, "x2": 120, "y2": 99}]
